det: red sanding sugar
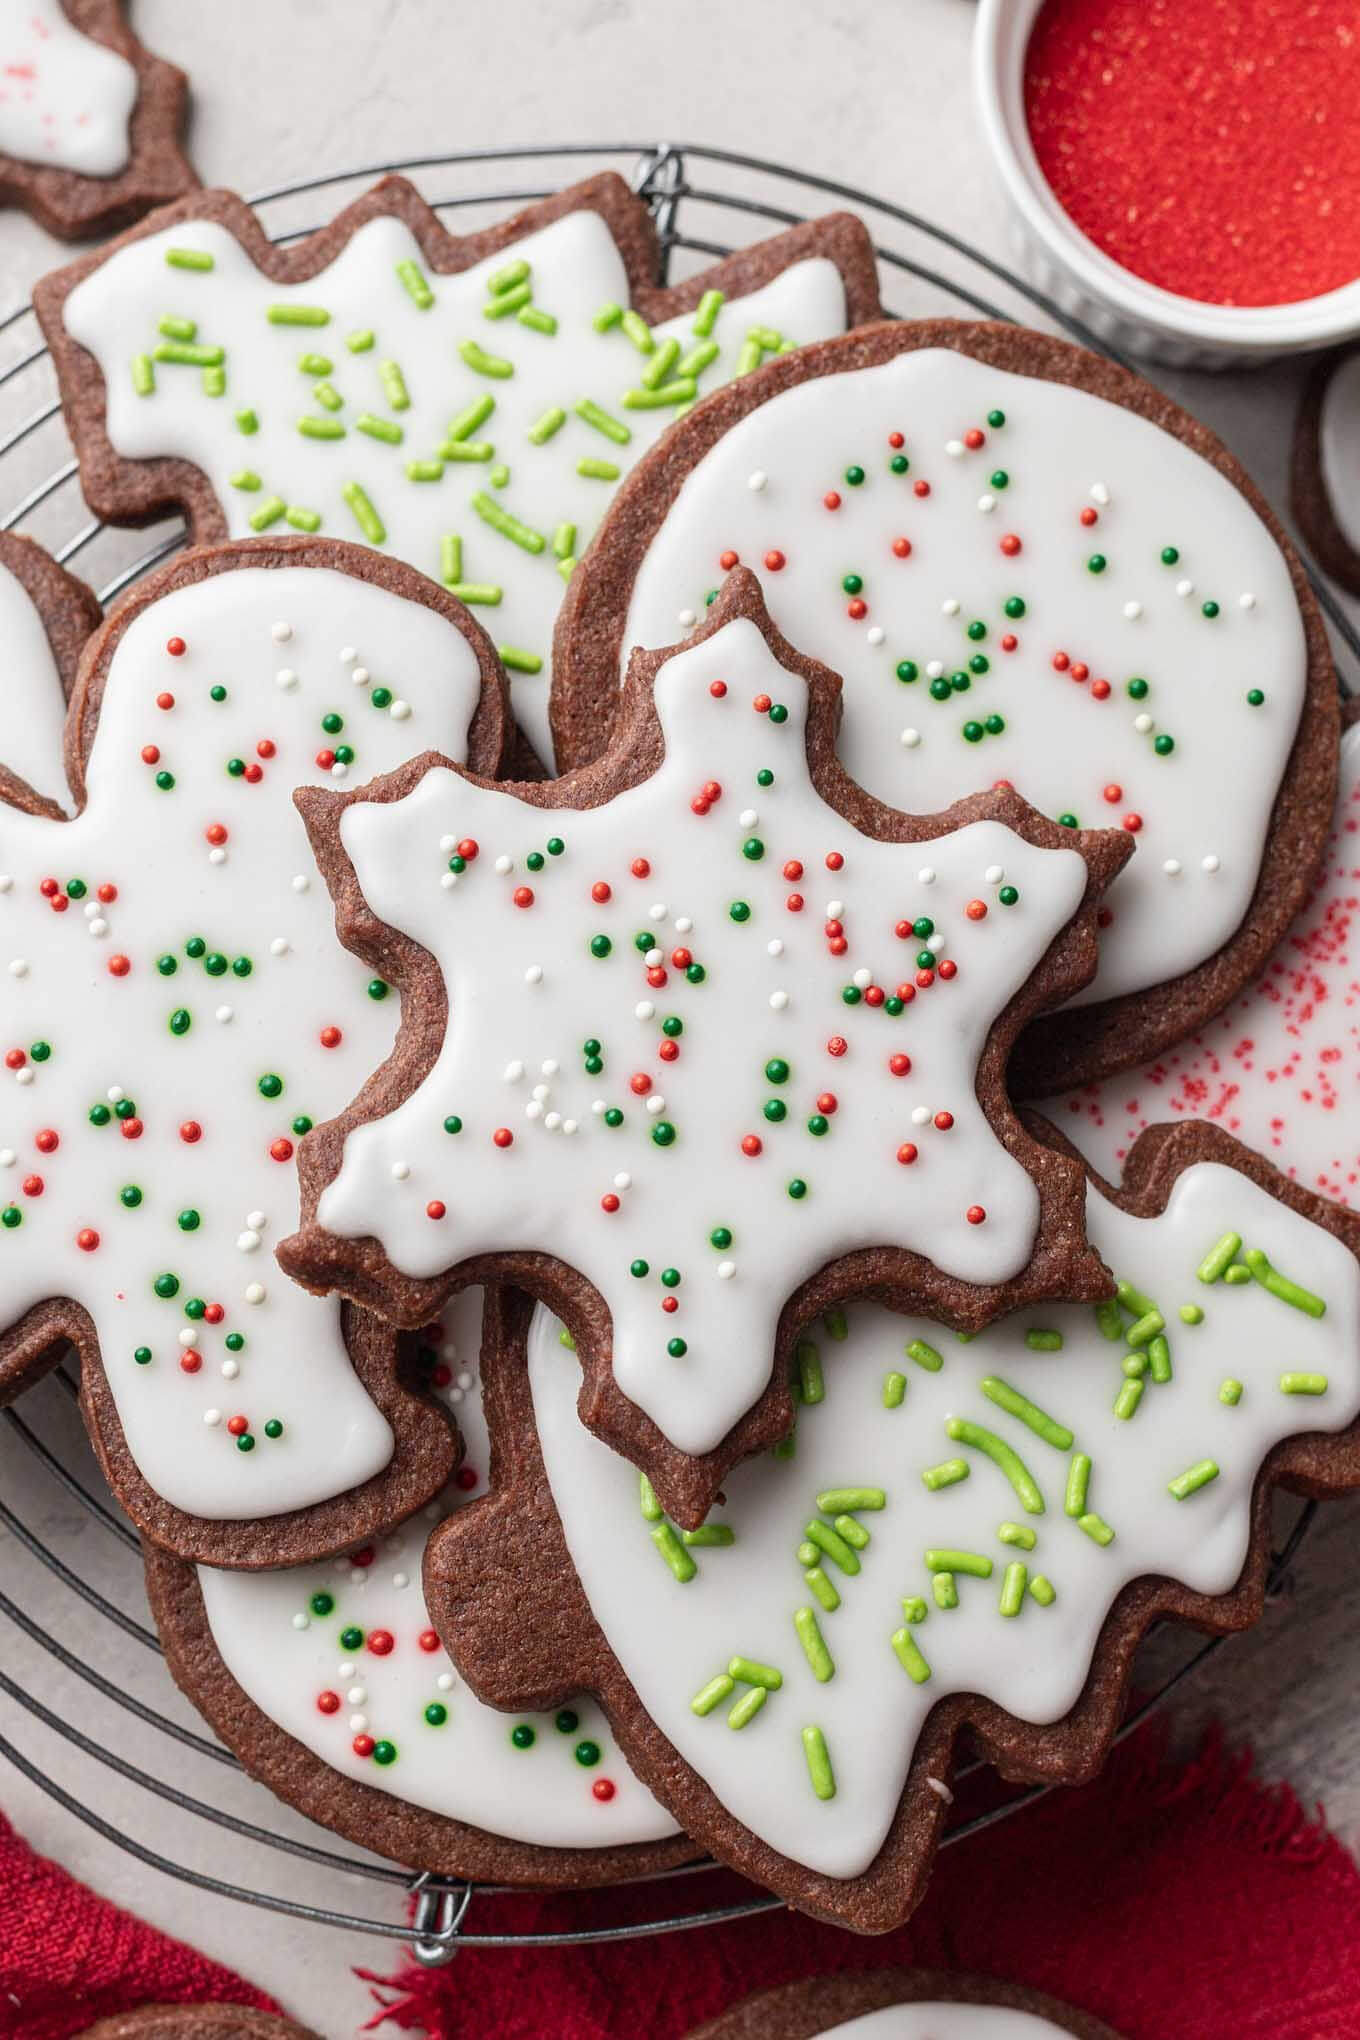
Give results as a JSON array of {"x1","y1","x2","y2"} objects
[{"x1": 1024, "y1": 0, "x2": 1360, "y2": 307}]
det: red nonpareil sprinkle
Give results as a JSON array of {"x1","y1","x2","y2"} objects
[
  {"x1": 1081, "y1": 506, "x2": 1099, "y2": 527},
  {"x1": 226, "y1": 1414, "x2": 248, "y2": 1436},
  {"x1": 107, "y1": 954, "x2": 131, "y2": 978},
  {"x1": 964, "y1": 427, "x2": 985, "y2": 449},
  {"x1": 97, "y1": 883, "x2": 117, "y2": 902},
  {"x1": 269, "y1": 1138, "x2": 294, "y2": 1163},
  {"x1": 1103, "y1": 783, "x2": 1123, "y2": 803},
  {"x1": 934, "y1": 1110, "x2": 955, "y2": 1131},
  {"x1": 156, "y1": 692, "x2": 175, "y2": 711},
  {"x1": 593, "y1": 1778, "x2": 616, "y2": 1802},
  {"x1": 938, "y1": 959, "x2": 958, "y2": 981},
  {"x1": 1000, "y1": 533, "x2": 1022, "y2": 556},
  {"x1": 966, "y1": 1204, "x2": 987, "y2": 1225},
  {"x1": 367, "y1": 1629, "x2": 395, "y2": 1656},
  {"x1": 897, "y1": 1142, "x2": 918, "y2": 1165},
  {"x1": 740, "y1": 1133, "x2": 763, "y2": 1157},
  {"x1": 35, "y1": 1128, "x2": 57, "y2": 1153},
  {"x1": 1092, "y1": 678, "x2": 1111, "y2": 700},
  {"x1": 661, "y1": 1294, "x2": 678, "y2": 1313},
  {"x1": 708, "y1": 681, "x2": 727, "y2": 699},
  {"x1": 823, "y1": 490, "x2": 841, "y2": 511},
  {"x1": 889, "y1": 1054, "x2": 912, "y2": 1076},
  {"x1": 601, "y1": 1192, "x2": 620, "y2": 1213},
  {"x1": 764, "y1": 549, "x2": 786, "y2": 572},
  {"x1": 454, "y1": 1467, "x2": 479, "y2": 1492},
  {"x1": 353, "y1": 1734, "x2": 375, "y2": 1758},
  {"x1": 317, "y1": 1690, "x2": 341, "y2": 1714},
  {"x1": 631, "y1": 857, "x2": 651, "y2": 876},
  {"x1": 892, "y1": 537, "x2": 912, "y2": 559},
  {"x1": 512, "y1": 886, "x2": 534, "y2": 908},
  {"x1": 719, "y1": 549, "x2": 739, "y2": 570},
  {"x1": 351, "y1": 1545, "x2": 376, "y2": 1567},
  {"x1": 180, "y1": 1120, "x2": 202, "y2": 1143},
  {"x1": 119, "y1": 1117, "x2": 143, "y2": 1140},
  {"x1": 658, "y1": 1038, "x2": 679, "y2": 1062},
  {"x1": 3, "y1": 1050, "x2": 23, "y2": 1070},
  {"x1": 591, "y1": 880, "x2": 611, "y2": 903},
  {"x1": 826, "y1": 851, "x2": 844, "y2": 871},
  {"x1": 140, "y1": 744, "x2": 160, "y2": 765},
  {"x1": 426, "y1": 1199, "x2": 447, "y2": 1220},
  {"x1": 205, "y1": 822, "x2": 228, "y2": 846},
  {"x1": 165, "y1": 637, "x2": 186, "y2": 658},
  {"x1": 419, "y1": 1629, "x2": 441, "y2": 1651},
  {"x1": 204, "y1": 1303, "x2": 224, "y2": 1324},
  {"x1": 22, "y1": 1175, "x2": 42, "y2": 1197},
  {"x1": 913, "y1": 480, "x2": 931, "y2": 498},
  {"x1": 1024, "y1": 0, "x2": 1360, "y2": 306},
  {"x1": 826, "y1": 1035, "x2": 848, "y2": 1057},
  {"x1": 492, "y1": 1127, "x2": 513, "y2": 1148},
  {"x1": 320, "y1": 1025, "x2": 342, "y2": 1048},
  {"x1": 179, "y1": 1352, "x2": 201, "y2": 1374},
  {"x1": 257, "y1": 739, "x2": 276, "y2": 759}
]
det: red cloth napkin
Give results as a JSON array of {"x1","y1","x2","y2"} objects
[
  {"x1": 0, "y1": 1810, "x2": 280, "y2": 2040},
  {"x1": 362, "y1": 1726, "x2": 1360, "y2": 2040}
]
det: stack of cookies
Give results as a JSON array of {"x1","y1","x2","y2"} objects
[{"x1": 2, "y1": 162, "x2": 1356, "y2": 1937}]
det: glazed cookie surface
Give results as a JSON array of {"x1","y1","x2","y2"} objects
[
  {"x1": 1292, "y1": 349, "x2": 1360, "y2": 597},
  {"x1": 146, "y1": 1286, "x2": 691, "y2": 1884},
  {"x1": 1053, "y1": 703, "x2": 1360, "y2": 1198},
  {"x1": 280, "y1": 573, "x2": 1128, "y2": 1528},
  {"x1": 0, "y1": 537, "x2": 510, "y2": 1567},
  {"x1": 552, "y1": 321, "x2": 1337, "y2": 1093},
  {"x1": 687, "y1": 1968, "x2": 1122, "y2": 2040},
  {"x1": 0, "y1": 1, "x2": 194, "y2": 239},
  {"x1": 427, "y1": 1122, "x2": 1360, "y2": 1931},
  {"x1": 38, "y1": 170, "x2": 880, "y2": 764}
]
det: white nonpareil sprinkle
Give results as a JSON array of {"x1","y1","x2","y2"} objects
[
  {"x1": 275, "y1": 668, "x2": 298, "y2": 691},
  {"x1": 525, "y1": 963, "x2": 543, "y2": 984},
  {"x1": 1202, "y1": 854, "x2": 1221, "y2": 873},
  {"x1": 866, "y1": 625, "x2": 885, "y2": 646},
  {"x1": 391, "y1": 1161, "x2": 411, "y2": 1180},
  {"x1": 271, "y1": 621, "x2": 293, "y2": 643},
  {"x1": 748, "y1": 470, "x2": 767, "y2": 491},
  {"x1": 1123, "y1": 599, "x2": 1143, "y2": 620},
  {"x1": 1091, "y1": 482, "x2": 1110, "y2": 506},
  {"x1": 900, "y1": 727, "x2": 921, "y2": 748},
  {"x1": 770, "y1": 989, "x2": 789, "y2": 1010}
]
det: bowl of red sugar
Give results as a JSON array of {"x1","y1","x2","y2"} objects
[{"x1": 975, "y1": 0, "x2": 1360, "y2": 366}]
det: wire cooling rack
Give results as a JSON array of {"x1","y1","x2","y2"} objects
[{"x1": 0, "y1": 141, "x2": 1351, "y2": 1968}]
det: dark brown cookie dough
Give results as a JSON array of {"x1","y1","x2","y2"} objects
[
  {"x1": 279, "y1": 568, "x2": 1130, "y2": 1530},
  {"x1": 76, "y1": 2011, "x2": 318, "y2": 2040},
  {"x1": 421, "y1": 1115, "x2": 1360, "y2": 1933},
  {"x1": 550, "y1": 318, "x2": 1339, "y2": 1098},
  {"x1": 0, "y1": 535, "x2": 511, "y2": 1568},
  {"x1": 0, "y1": 1, "x2": 195, "y2": 241},
  {"x1": 1291, "y1": 348, "x2": 1360, "y2": 598},
  {"x1": 687, "y1": 1968, "x2": 1125, "y2": 2040}
]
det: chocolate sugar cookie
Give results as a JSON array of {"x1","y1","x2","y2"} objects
[
  {"x1": 279, "y1": 571, "x2": 1129, "y2": 1530},
  {"x1": 36, "y1": 169, "x2": 880, "y2": 765},
  {"x1": 687, "y1": 1969, "x2": 1124, "y2": 2040},
  {"x1": 77, "y1": 2012, "x2": 317, "y2": 2040},
  {"x1": 551, "y1": 320, "x2": 1338, "y2": 1093},
  {"x1": 1292, "y1": 348, "x2": 1360, "y2": 598},
  {"x1": 425, "y1": 1118, "x2": 1360, "y2": 1932},
  {"x1": 0, "y1": 535, "x2": 510, "y2": 1567},
  {"x1": 0, "y1": 1, "x2": 194, "y2": 240}
]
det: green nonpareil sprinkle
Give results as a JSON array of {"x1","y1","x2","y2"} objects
[
  {"x1": 727, "y1": 1686, "x2": 768, "y2": 1730},
  {"x1": 1123, "y1": 1352, "x2": 1148, "y2": 1380},
  {"x1": 131, "y1": 353, "x2": 154, "y2": 396},
  {"x1": 802, "y1": 1518, "x2": 859, "y2": 1575},
  {"x1": 296, "y1": 349, "x2": 331, "y2": 375},
  {"x1": 999, "y1": 1522, "x2": 1037, "y2": 1550},
  {"x1": 816, "y1": 1487, "x2": 885, "y2": 1514},
  {"x1": 621, "y1": 377, "x2": 698, "y2": 409},
  {"x1": 804, "y1": 1566, "x2": 840, "y2": 1612},
  {"x1": 1125, "y1": 1308, "x2": 1165, "y2": 1348},
  {"x1": 447, "y1": 582, "x2": 501, "y2": 605},
  {"x1": 693, "y1": 288, "x2": 724, "y2": 336},
  {"x1": 154, "y1": 340, "x2": 224, "y2": 366},
  {"x1": 489, "y1": 258, "x2": 530, "y2": 295},
  {"x1": 1198, "y1": 1232, "x2": 1242, "y2": 1284},
  {"x1": 341, "y1": 481, "x2": 385, "y2": 544},
  {"x1": 1064, "y1": 1452, "x2": 1091, "y2": 1518},
  {"x1": 1147, "y1": 1333, "x2": 1173, "y2": 1383},
  {"x1": 459, "y1": 339, "x2": 514, "y2": 378},
  {"x1": 796, "y1": 1340, "x2": 824, "y2": 1405},
  {"x1": 1030, "y1": 1574, "x2": 1057, "y2": 1607},
  {"x1": 440, "y1": 534, "x2": 462, "y2": 585},
  {"x1": 651, "y1": 1521, "x2": 697, "y2": 1582},
  {"x1": 980, "y1": 1375, "x2": 1073, "y2": 1451},
  {"x1": 298, "y1": 415, "x2": 345, "y2": 439},
  {"x1": 1168, "y1": 1458, "x2": 1220, "y2": 1500},
  {"x1": 932, "y1": 1571, "x2": 958, "y2": 1610},
  {"x1": 166, "y1": 247, "x2": 214, "y2": 271},
  {"x1": 736, "y1": 336, "x2": 763, "y2": 375},
  {"x1": 1113, "y1": 1377, "x2": 1144, "y2": 1421},
  {"x1": 557, "y1": 555, "x2": 576, "y2": 581},
  {"x1": 448, "y1": 394, "x2": 495, "y2": 441},
  {"x1": 833, "y1": 1513, "x2": 870, "y2": 1551},
  {"x1": 577, "y1": 456, "x2": 620, "y2": 480},
  {"x1": 727, "y1": 1655, "x2": 782, "y2": 1690},
  {"x1": 471, "y1": 490, "x2": 546, "y2": 554},
  {"x1": 1078, "y1": 1511, "x2": 1116, "y2": 1546},
  {"x1": 518, "y1": 305, "x2": 557, "y2": 335},
  {"x1": 593, "y1": 300, "x2": 623, "y2": 331},
  {"x1": 483, "y1": 281, "x2": 532, "y2": 318},
  {"x1": 379, "y1": 360, "x2": 410, "y2": 411},
  {"x1": 1219, "y1": 1378, "x2": 1244, "y2": 1405},
  {"x1": 500, "y1": 643, "x2": 544, "y2": 675},
  {"x1": 235, "y1": 406, "x2": 259, "y2": 434},
  {"x1": 794, "y1": 1607, "x2": 835, "y2": 1682},
  {"x1": 406, "y1": 458, "x2": 443, "y2": 481},
  {"x1": 1280, "y1": 1372, "x2": 1329, "y2": 1395},
  {"x1": 921, "y1": 1458, "x2": 969, "y2": 1492},
  {"x1": 1023, "y1": 1328, "x2": 1063, "y2": 1352},
  {"x1": 267, "y1": 303, "x2": 330, "y2": 326},
  {"x1": 925, "y1": 1548, "x2": 992, "y2": 1578},
  {"x1": 249, "y1": 494, "x2": 286, "y2": 531},
  {"x1": 1244, "y1": 1247, "x2": 1327, "y2": 1319},
  {"x1": 801, "y1": 1724, "x2": 835, "y2": 1800},
  {"x1": 620, "y1": 308, "x2": 654, "y2": 353},
  {"x1": 823, "y1": 1308, "x2": 848, "y2": 1342},
  {"x1": 641, "y1": 336, "x2": 681, "y2": 389},
  {"x1": 690, "y1": 1673, "x2": 733, "y2": 1716},
  {"x1": 356, "y1": 412, "x2": 404, "y2": 443},
  {"x1": 907, "y1": 1338, "x2": 943, "y2": 1373},
  {"x1": 1116, "y1": 1277, "x2": 1157, "y2": 1318},
  {"x1": 1095, "y1": 1297, "x2": 1124, "y2": 1341},
  {"x1": 393, "y1": 257, "x2": 434, "y2": 308},
  {"x1": 902, "y1": 1596, "x2": 928, "y2": 1624},
  {"x1": 748, "y1": 324, "x2": 784, "y2": 350},
  {"x1": 683, "y1": 1523, "x2": 735, "y2": 1547},
  {"x1": 231, "y1": 469, "x2": 261, "y2": 491},
  {"x1": 947, "y1": 1417, "x2": 1044, "y2": 1514},
  {"x1": 158, "y1": 314, "x2": 197, "y2": 341},
  {"x1": 639, "y1": 1472, "x2": 662, "y2": 1521},
  {"x1": 883, "y1": 1370, "x2": 907, "y2": 1409},
  {"x1": 677, "y1": 338, "x2": 720, "y2": 378},
  {"x1": 201, "y1": 363, "x2": 226, "y2": 397},
  {"x1": 1224, "y1": 1264, "x2": 1252, "y2": 1285},
  {"x1": 575, "y1": 396, "x2": 631, "y2": 444},
  {"x1": 285, "y1": 505, "x2": 321, "y2": 531},
  {"x1": 312, "y1": 381, "x2": 343, "y2": 410},
  {"x1": 553, "y1": 521, "x2": 576, "y2": 560},
  {"x1": 347, "y1": 328, "x2": 375, "y2": 353},
  {"x1": 441, "y1": 439, "x2": 493, "y2": 462},
  {"x1": 999, "y1": 1561, "x2": 1028, "y2": 1617},
  {"x1": 1181, "y1": 1303, "x2": 1206, "y2": 1326},
  {"x1": 528, "y1": 406, "x2": 566, "y2": 444},
  {"x1": 891, "y1": 1627, "x2": 931, "y2": 1683}
]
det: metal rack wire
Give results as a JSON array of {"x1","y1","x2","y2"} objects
[{"x1": 0, "y1": 141, "x2": 1349, "y2": 1968}]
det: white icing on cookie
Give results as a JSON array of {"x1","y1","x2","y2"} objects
[
  {"x1": 529, "y1": 1164, "x2": 1360, "y2": 1880},
  {"x1": 0, "y1": 0, "x2": 135, "y2": 177},
  {"x1": 1318, "y1": 351, "x2": 1360, "y2": 557},
  {"x1": 0, "y1": 557, "x2": 72, "y2": 811},
  {"x1": 1058, "y1": 720, "x2": 1360, "y2": 1198},
  {"x1": 618, "y1": 349, "x2": 1307, "y2": 1007},
  {"x1": 198, "y1": 1286, "x2": 677, "y2": 1851},
  {"x1": 814, "y1": 2009, "x2": 1076, "y2": 2040},
  {"x1": 314, "y1": 615, "x2": 1089, "y2": 1459},
  {"x1": 61, "y1": 205, "x2": 851, "y2": 764},
  {"x1": 0, "y1": 564, "x2": 483, "y2": 1519}
]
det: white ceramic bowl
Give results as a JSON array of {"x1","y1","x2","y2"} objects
[{"x1": 973, "y1": 0, "x2": 1360, "y2": 369}]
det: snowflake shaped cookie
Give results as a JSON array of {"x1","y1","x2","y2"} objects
[
  {"x1": 0, "y1": 536, "x2": 507, "y2": 1565},
  {"x1": 282, "y1": 573, "x2": 1130, "y2": 1524}
]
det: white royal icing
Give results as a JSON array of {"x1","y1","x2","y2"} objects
[
  {"x1": 198, "y1": 1286, "x2": 678, "y2": 1851},
  {"x1": 61, "y1": 205, "x2": 852, "y2": 764},
  {"x1": 1057, "y1": 719, "x2": 1360, "y2": 1199},
  {"x1": 0, "y1": 0, "x2": 135, "y2": 178},
  {"x1": 0, "y1": 564, "x2": 484, "y2": 1519},
  {"x1": 1318, "y1": 351, "x2": 1360, "y2": 557},
  {"x1": 813, "y1": 2009, "x2": 1076, "y2": 2040},
  {"x1": 618, "y1": 348, "x2": 1307, "y2": 1008},
  {"x1": 314, "y1": 615, "x2": 1089, "y2": 1459},
  {"x1": 0, "y1": 556, "x2": 72, "y2": 810},
  {"x1": 528, "y1": 1164, "x2": 1360, "y2": 1880}
]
